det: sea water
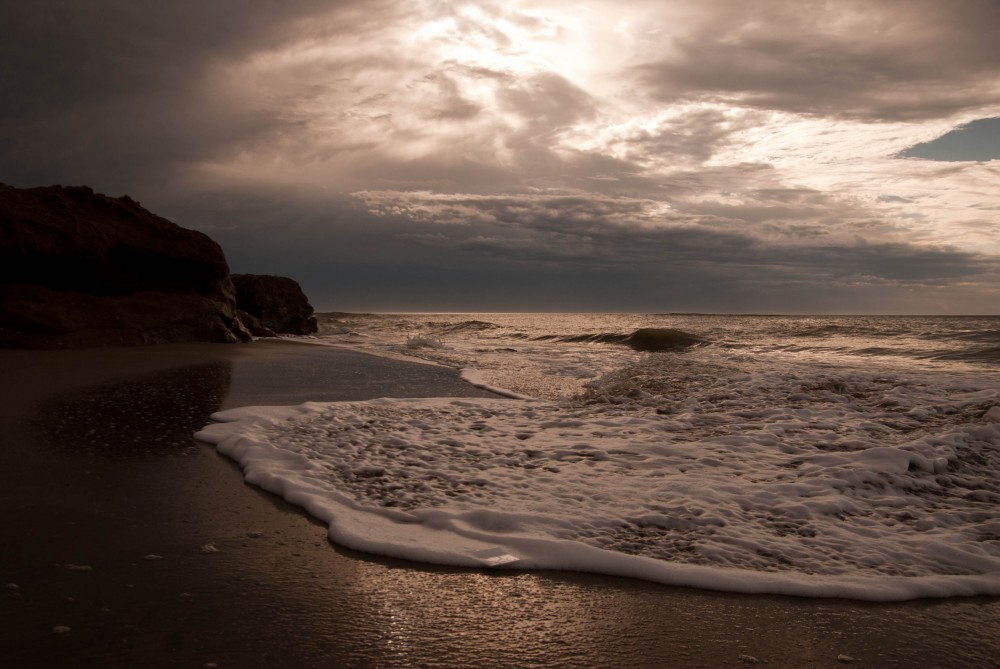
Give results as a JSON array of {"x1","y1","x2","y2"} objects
[{"x1": 195, "y1": 314, "x2": 1000, "y2": 600}]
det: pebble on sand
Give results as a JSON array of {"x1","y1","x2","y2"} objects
[
  {"x1": 199, "y1": 543, "x2": 220, "y2": 554},
  {"x1": 143, "y1": 554, "x2": 164, "y2": 561},
  {"x1": 52, "y1": 626, "x2": 71, "y2": 634}
]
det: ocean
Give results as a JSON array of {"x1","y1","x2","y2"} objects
[{"x1": 196, "y1": 314, "x2": 1000, "y2": 601}]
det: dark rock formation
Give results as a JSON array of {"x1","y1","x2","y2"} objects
[
  {"x1": 0, "y1": 183, "x2": 251, "y2": 348},
  {"x1": 626, "y1": 328, "x2": 707, "y2": 352},
  {"x1": 231, "y1": 274, "x2": 318, "y2": 335},
  {"x1": 235, "y1": 309, "x2": 277, "y2": 338}
]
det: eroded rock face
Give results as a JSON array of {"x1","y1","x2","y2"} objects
[
  {"x1": 231, "y1": 274, "x2": 318, "y2": 335},
  {"x1": 235, "y1": 309, "x2": 277, "y2": 338},
  {"x1": 0, "y1": 183, "x2": 251, "y2": 348}
]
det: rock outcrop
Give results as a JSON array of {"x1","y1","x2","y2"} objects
[
  {"x1": 0, "y1": 183, "x2": 252, "y2": 348},
  {"x1": 231, "y1": 274, "x2": 318, "y2": 335},
  {"x1": 235, "y1": 309, "x2": 277, "y2": 338},
  {"x1": 626, "y1": 328, "x2": 707, "y2": 352}
]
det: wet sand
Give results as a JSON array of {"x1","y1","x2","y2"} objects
[{"x1": 1, "y1": 340, "x2": 998, "y2": 668}]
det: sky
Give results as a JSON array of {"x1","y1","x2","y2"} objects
[{"x1": 1, "y1": 0, "x2": 999, "y2": 314}]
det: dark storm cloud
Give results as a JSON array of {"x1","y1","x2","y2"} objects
[
  {"x1": 125, "y1": 177, "x2": 997, "y2": 312},
  {"x1": 0, "y1": 0, "x2": 385, "y2": 191},
  {"x1": 0, "y1": 1, "x2": 319, "y2": 112},
  {"x1": 635, "y1": 0, "x2": 1000, "y2": 121},
  {"x1": 352, "y1": 190, "x2": 991, "y2": 286}
]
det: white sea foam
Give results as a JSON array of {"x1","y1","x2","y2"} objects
[{"x1": 196, "y1": 348, "x2": 1000, "y2": 600}]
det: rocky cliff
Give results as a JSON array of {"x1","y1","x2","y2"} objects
[
  {"x1": 231, "y1": 274, "x2": 318, "y2": 335},
  {"x1": 0, "y1": 183, "x2": 252, "y2": 348}
]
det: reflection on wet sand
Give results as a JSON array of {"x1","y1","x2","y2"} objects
[
  {"x1": 2, "y1": 340, "x2": 999, "y2": 668},
  {"x1": 34, "y1": 362, "x2": 232, "y2": 458}
]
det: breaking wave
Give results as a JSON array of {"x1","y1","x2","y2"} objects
[{"x1": 198, "y1": 312, "x2": 1000, "y2": 600}]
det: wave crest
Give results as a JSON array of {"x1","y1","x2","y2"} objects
[{"x1": 436, "y1": 320, "x2": 500, "y2": 333}]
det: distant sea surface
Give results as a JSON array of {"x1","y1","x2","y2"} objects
[{"x1": 198, "y1": 314, "x2": 1000, "y2": 600}]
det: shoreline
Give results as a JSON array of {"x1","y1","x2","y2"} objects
[{"x1": 2, "y1": 340, "x2": 999, "y2": 668}]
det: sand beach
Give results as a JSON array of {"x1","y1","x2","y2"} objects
[{"x1": 2, "y1": 340, "x2": 999, "y2": 668}]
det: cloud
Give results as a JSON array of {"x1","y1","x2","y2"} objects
[
  {"x1": 164, "y1": 184, "x2": 994, "y2": 313},
  {"x1": 633, "y1": 0, "x2": 1000, "y2": 121},
  {"x1": 350, "y1": 189, "x2": 992, "y2": 286},
  {"x1": 1, "y1": 0, "x2": 999, "y2": 313},
  {"x1": 0, "y1": 0, "x2": 386, "y2": 191}
]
